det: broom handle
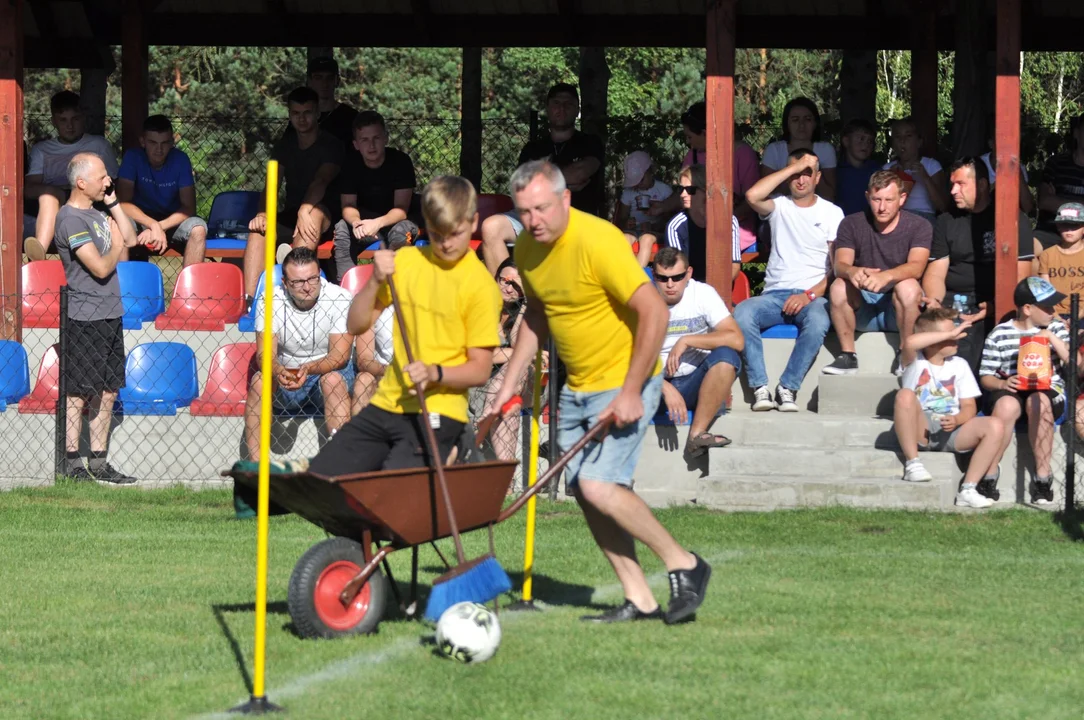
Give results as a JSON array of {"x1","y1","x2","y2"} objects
[{"x1": 387, "y1": 276, "x2": 467, "y2": 565}]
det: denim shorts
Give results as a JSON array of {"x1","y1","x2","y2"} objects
[
  {"x1": 500, "y1": 209, "x2": 524, "y2": 236},
  {"x1": 856, "y1": 289, "x2": 898, "y2": 332},
  {"x1": 557, "y1": 374, "x2": 663, "y2": 489},
  {"x1": 667, "y1": 346, "x2": 742, "y2": 410},
  {"x1": 274, "y1": 362, "x2": 356, "y2": 414}
]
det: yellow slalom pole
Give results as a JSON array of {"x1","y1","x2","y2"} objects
[
  {"x1": 520, "y1": 351, "x2": 545, "y2": 604},
  {"x1": 251, "y1": 160, "x2": 278, "y2": 706}
]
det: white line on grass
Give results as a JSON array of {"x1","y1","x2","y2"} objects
[{"x1": 191, "y1": 550, "x2": 744, "y2": 718}]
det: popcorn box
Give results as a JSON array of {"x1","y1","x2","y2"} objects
[{"x1": 1018, "y1": 335, "x2": 1052, "y2": 391}]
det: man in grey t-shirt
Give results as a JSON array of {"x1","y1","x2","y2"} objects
[{"x1": 53, "y1": 152, "x2": 140, "y2": 484}]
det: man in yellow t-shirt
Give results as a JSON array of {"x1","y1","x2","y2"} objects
[
  {"x1": 307, "y1": 176, "x2": 501, "y2": 476},
  {"x1": 484, "y1": 160, "x2": 711, "y2": 626}
]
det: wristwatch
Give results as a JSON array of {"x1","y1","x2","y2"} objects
[{"x1": 805, "y1": 290, "x2": 817, "y2": 301}]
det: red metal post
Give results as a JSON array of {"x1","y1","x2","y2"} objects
[
  {"x1": 0, "y1": 0, "x2": 24, "y2": 341},
  {"x1": 705, "y1": 0, "x2": 735, "y2": 306},
  {"x1": 910, "y1": 0, "x2": 938, "y2": 157},
  {"x1": 122, "y1": 0, "x2": 148, "y2": 152},
  {"x1": 994, "y1": 0, "x2": 1021, "y2": 322}
]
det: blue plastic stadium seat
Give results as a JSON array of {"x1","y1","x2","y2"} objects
[
  {"x1": 237, "y1": 265, "x2": 326, "y2": 332},
  {"x1": 651, "y1": 410, "x2": 695, "y2": 426},
  {"x1": 117, "y1": 342, "x2": 199, "y2": 416},
  {"x1": 0, "y1": 341, "x2": 30, "y2": 411},
  {"x1": 116, "y1": 262, "x2": 165, "y2": 329},
  {"x1": 762, "y1": 324, "x2": 799, "y2": 340},
  {"x1": 205, "y1": 191, "x2": 262, "y2": 251}
]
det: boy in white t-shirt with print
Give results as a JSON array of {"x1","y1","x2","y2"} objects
[
  {"x1": 614, "y1": 150, "x2": 673, "y2": 266},
  {"x1": 894, "y1": 306, "x2": 1006, "y2": 508}
]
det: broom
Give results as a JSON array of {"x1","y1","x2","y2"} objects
[{"x1": 385, "y1": 276, "x2": 512, "y2": 622}]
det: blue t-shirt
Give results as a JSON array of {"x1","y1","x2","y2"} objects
[
  {"x1": 836, "y1": 159, "x2": 880, "y2": 217},
  {"x1": 118, "y1": 148, "x2": 195, "y2": 218}
]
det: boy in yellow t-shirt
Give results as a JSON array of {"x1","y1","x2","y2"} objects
[
  {"x1": 1037, "y1": 202, "x2": 1084, "y2": 318},
  {"x1": 483, "y1": 160, "x2": 711, "y2": 627},
  {"x1": 307, "y1": 176, "x2": 501, "y2": 476}
]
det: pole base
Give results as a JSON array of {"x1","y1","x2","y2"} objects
[
  {"x1": 506, "y1": 599, "x2": 542, "y2": 612},
  {"x1": 229, "y1": 695, "x2": 283, "y2": 714}
]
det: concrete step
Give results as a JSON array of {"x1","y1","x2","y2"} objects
[
  {"x1": 725, "y1": 413, "x2": 898, "y2": 449},
  {"x1": 708, "y1": 446, "x2": 966, "y2": 480},
  {"x1": 817, "y1": 373, "x2": 899, "y2": 417},
  {"x1": 697, "y1": 473, "x2": 960, "y2": 511}
]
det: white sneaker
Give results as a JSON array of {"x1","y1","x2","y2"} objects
[
  {"x1": 902, "y1": 460, "x2": 933, "y2": 483},
  {"x1": 276, "y1": 243, "x2": 292, "y2": 265},
  {"x1": 751, "y1": 386, "x2": 775, "y2": 411},
  {"x1": 956, "y1": 486, "x2": 994, "y2": 508},
  {"x1": 775, "y1": 385, "x2": 798, "y2": 412}
]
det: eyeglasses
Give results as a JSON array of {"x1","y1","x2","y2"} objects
[
  {"x1": 675, "y1": 184, "x2": 701, "y2": 196},
  {"x1": 653, "y1": 270, "x2": 687, "y2": 284},
  {"x1": 285, "y1": 276, "x2": 321, "y2": 289}
]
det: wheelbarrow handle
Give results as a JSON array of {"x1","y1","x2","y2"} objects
[
  {"x1": 387, "y1": 276, "x2": 468, "y2": 566},
  {"x1": 497, "y1": 419, "x2": 612, "y2": 524}
]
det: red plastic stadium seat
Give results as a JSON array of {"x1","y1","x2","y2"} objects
[
  {"x1": 476, "y1": 194, "x2": 514, "y2": 225},
  {"x1": 19, "y1": 344, "x2": 59, "y2": 414},
  {"x1": 630, "y1": 240, "x2": 660, "y2": 261},
  {"x1": 155, "y1": 264, "x2": 245, "y2": 331},
  {"x1": 22, "y1": 260, "x2": 67, "y2": 329},
  {"x1": 317, "y1": 240, "x2": 334, "y2": 259},
  {"x1": 340, "y1": 265, "x2": 375, "y2": 296},
  {"x1": 732, "y1": 270, "x2": 751, "y2": 305},
  {"x1": 190, "y1": 342, "x2": 257, "y2": 417},
  {"x1": 469, "y1": 239, "x2": 482, "y2": 251}
]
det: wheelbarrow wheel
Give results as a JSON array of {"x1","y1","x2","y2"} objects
[{"x1": 288, "y1": 537, "x2": 389, "y2": 639}]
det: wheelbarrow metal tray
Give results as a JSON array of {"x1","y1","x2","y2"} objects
[{"x1": 231, "y1": 460, "x2": 518, "y2": 546}]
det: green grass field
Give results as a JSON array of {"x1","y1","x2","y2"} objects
[{"x1": 2, "y1": 483, "x2": 1084, "y2": 720}]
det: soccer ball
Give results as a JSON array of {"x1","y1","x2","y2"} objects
[{"x1": 435, "y1": 602, "x2": 502, "y2": 664}]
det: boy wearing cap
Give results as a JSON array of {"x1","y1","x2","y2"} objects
[
  {"x1": 1037, "y1": 202, "x2": 1084, "y2": 318},
  {"x1": 980, "y1": 277, "x2": 1072, "y2": 505},
  {"x1": 613, "y1": 150, "x2": 673, "y2": 266}
]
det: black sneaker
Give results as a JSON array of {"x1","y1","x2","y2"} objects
[
  {"x1": 821, "y1": 353, "x2": 859, "y2": 376},
  {"x1": 61, "y1": 466, "x2": 96, "y2": 483},
  {"x1": 580, "y1": 600, "x2": 662, "y2": 623},
  {"x1": 91, "y1": 463, "x2": 137, "y2": 486},
  {"x1": 664, "y1": 553, "x2": 712, "y2": 625},
  {"x1": 1028, "y1": 478, "x2": 1054, "y2": 505},
  {"x1": 976, "y1": 478, "x2": 1000, "y2": 502}
]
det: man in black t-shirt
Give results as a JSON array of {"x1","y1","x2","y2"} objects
[
  {"x1": 243, "y1": 87, "x2": 343, "y2": 299},
  {"x1": 923, "y1": 157, "x2": 1036, "y2": 372},
  {"x1": 480, "y1": 83, "x2": 605, "y2": 274},
  {"x1": 332, "y1": 111, "x2": 416, "y2": 281},
  {"x1": 282, "y1": 56, "x2": 358, "y2": 149}
]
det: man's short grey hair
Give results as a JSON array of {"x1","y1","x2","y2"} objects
[
  {"x1": 509, "y1": 159, "x2": 567, "y2": 196},
  {"x1": 66, "y1": 152, "x2": 101, "y2": 188}
]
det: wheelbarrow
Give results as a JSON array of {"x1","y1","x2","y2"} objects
[{"x1": 227, "y1": 420, "x2": 607, "y2": 639}]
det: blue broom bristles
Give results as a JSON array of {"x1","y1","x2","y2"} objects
[{"x1": 424, "y1": 555, "x2": 512, "y2": 622}]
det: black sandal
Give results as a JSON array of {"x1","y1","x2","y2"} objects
[{"x1": 685, "y1": 432, "x2": 732, "y2": 457}]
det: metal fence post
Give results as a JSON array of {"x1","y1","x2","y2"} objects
[
  {"x1": 54, "y1": 287, "x2": 68, "y2": 479},
  {"x1": 1066, "y1": 294, "x2": 1078, "y2": 510},
  {"x1": 547, "y1": 338, "x2": 559, "y2": 501}
]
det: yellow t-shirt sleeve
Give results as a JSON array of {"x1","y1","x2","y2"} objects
[
  {"x1": 463, "y1": 272, "x2": 503, "y2": 349},
  {"x1": 590, "y1": 225, "x2": 651, "y2": 304}
]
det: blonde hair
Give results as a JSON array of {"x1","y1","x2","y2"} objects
[{"x1": 421, "y1": 176, "x2": 477, "y2": 236}]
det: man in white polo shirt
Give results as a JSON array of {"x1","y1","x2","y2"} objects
[
  {"x1": 652, "y1": 246, "x2": 745, "y2": 457},
  {"x1": 734, "y1": 148, "x2": 844, "y2": 412}
]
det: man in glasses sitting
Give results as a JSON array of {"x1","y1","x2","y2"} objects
[
  {"x1": 243, "y1": 247, "x2": 355, "y2": 465},
  {"x1": 663, "y1": 164, "x2": 741, "y2": 283}
]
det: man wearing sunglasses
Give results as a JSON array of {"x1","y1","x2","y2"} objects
[
  {"x1": 664, "y1": 164, "x2": 741, "y2": 283},
  {"x1": 735, "y1": 149, "x2": 843, "y2": 412},
  {"x1": 243, "y1": 247, "x2": 355, "y2": 465}
]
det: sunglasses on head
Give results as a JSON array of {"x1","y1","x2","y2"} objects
[
  {"x1": 653, "y1": 269, "x2": 687, "y2": 283},
  {"x1": 674, "y1": 184, "x2": 701, "y2": 196}
]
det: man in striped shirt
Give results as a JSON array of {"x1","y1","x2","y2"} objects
[
  {"x1": 665, "y1": 164, "x2": 741, "y2": 283},
  {"x1": 979, "y1": 277, "x2": 1071, "y2": 505}
]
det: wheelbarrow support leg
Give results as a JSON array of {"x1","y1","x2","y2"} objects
[
  {"x1": 381, "y1": 554, "x2": 404, "y2": 612},
  {"x1": 338, "y1": 546, "x2": 394, "y2": 607}
]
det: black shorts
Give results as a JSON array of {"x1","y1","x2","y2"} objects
[
  {"x1": 307, "y1": 405, "x2": 464, "y2": 477},
  {"x1": 64, "y1": 317, "x2": 126, "y2": 396},
  {"x1": 986, "y1": 388, "x2": 1065, "y2": 419}
]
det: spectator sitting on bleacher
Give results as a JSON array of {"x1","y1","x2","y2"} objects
[
  {"x1": 822, "y1": 170, "x2": 930, "y2": 376},
  {"x1": 894, "y1": 307, "x2": 1005, "y2": 508},
  {"x1": 244, "y1": 247, "x2": 355, "y2": 462},
  {"x1": 116, "y1": 115, "x2": 208, "y2": 267},
  {"x1": 760, "y1": 97, "x2": 837, "y2": 201},
  {"x1": 882, "y1": 117, "x2": 949, "y2": 224},
  {"x1": 664, "y1": 164, "x2": 740, "y2": 283},
  {"x1": 836, "y1": 119, "x2": 880, "y2": 217},
  {"x1": 480, "y1": 82, "x2": 604, "y2": 275},
  {"x1": 55, "y1": 153, "x2": 140, "y2": 484},
  {"x1": 980, "y1": 277, "x2": 1071, "y2": 506},
  {"x1": 242, "y1": 87, "x2": 343, "y2": 300},
  {"x1": 24, "y1": 91, "x2": 119, "y2": 262},
  {"x1": 282, "y1": 56, "x2": 358, "y2": 149},
  {"x1": 736, "y1": 149, "x2": 842, "y2": 412},
  {"x1": 614, "y1": 151, "x2": 672, "y2": 267},
  {"x1": 652, "y1": 247, "x2": 744, "y2": 457},
  {"x1": 333, "y1": 111, "x2": 417, "y2": 282},
  {"x1": 1037, "y1": 202, "x2": 1084, "y2": 319}
]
